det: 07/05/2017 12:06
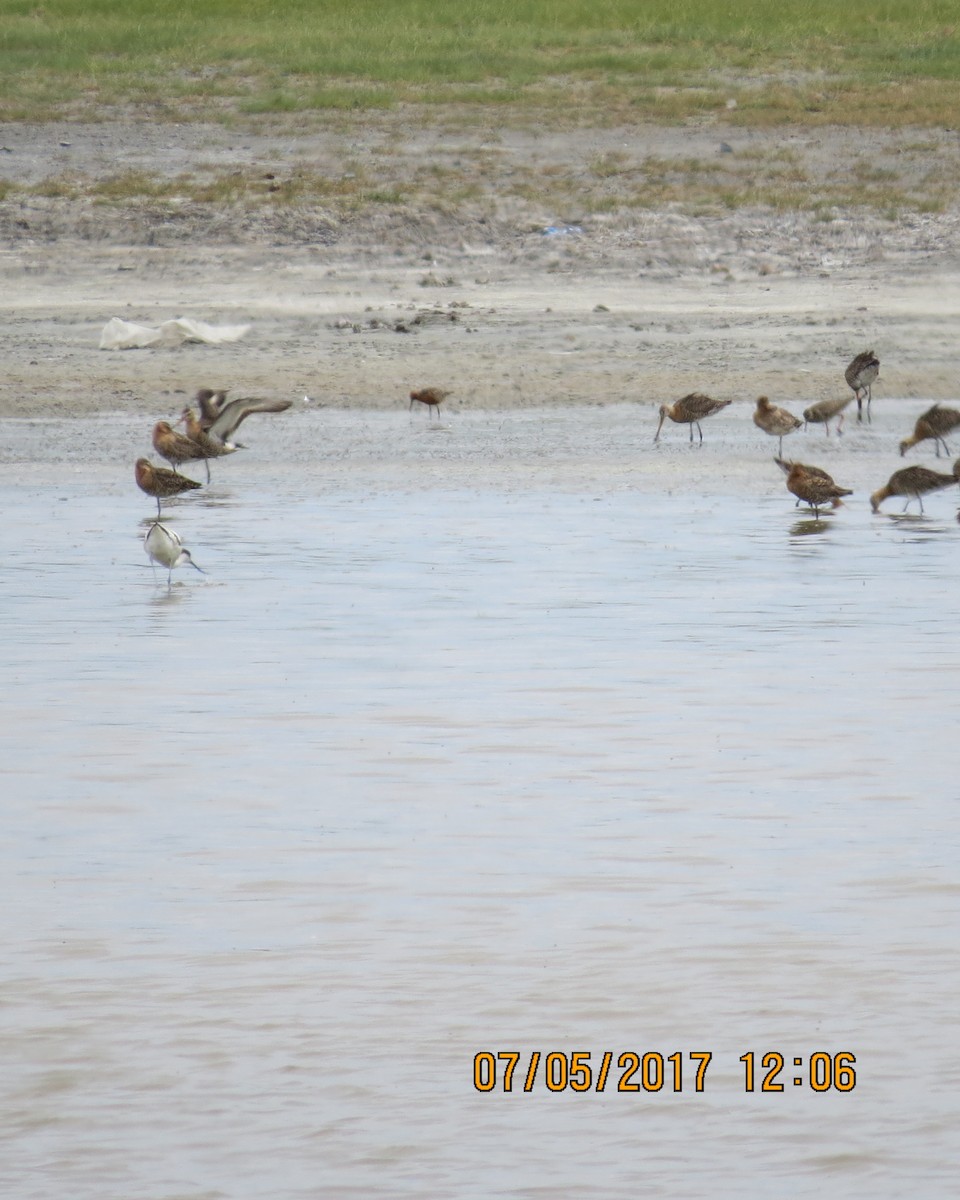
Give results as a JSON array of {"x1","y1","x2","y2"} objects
[{"x1": 473, "y1": 1051, "x2": 857, "y2": 1094}]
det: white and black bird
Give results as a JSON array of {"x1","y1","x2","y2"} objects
[{"x1": 144, "y1": 521, "x2": 205, "y2": 585}]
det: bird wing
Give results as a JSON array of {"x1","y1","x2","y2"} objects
[{"x1": 207, "y1": 397, "x2": 293, "y2": 441}]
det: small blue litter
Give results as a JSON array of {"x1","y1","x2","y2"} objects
[{"x1": 542, "y1": 224, "x2": 583, "y2": 236}]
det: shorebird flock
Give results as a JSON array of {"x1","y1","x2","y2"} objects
[
  {"x1": 654, "y1": 351, "x2": 960, "y2": 521},
  {"x1": 135, "y1": 387, "x2": 293, "y2": 583},
  {"x1": 133, "y1": 352, "x2": 960, "y2": 584}
]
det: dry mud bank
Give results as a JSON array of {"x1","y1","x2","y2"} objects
[{"x1": 1, "y1": 117, "x2": 958, "y2": 421}]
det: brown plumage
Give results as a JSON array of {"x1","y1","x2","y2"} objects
[
  {"x1": 135, "y1": 457, "x2": 202, "y2": 516},
  {"x1": 176, "y1": 407, "x2": 241, "y2": 482},
  {"x1": 845, "y1": 350, "x2": 880, "y2": 423},
  {"x1": 753, "y1": 396, "x2": 802, "y2": 455},
  {"x1": 870, "y1": 464, "x2": 958, "y2": 514},
  {"x1": 776, "y1": 458, "x2": 853, "y2": 517},
  {"x1": 898, "y1": 405, "x2": 960, "y2": 458},
  {"x1": 409, "y1": 387, "x2": 451, "y2": 419},
  {"x1": 654, "y1": 393, "x2": 731, "y2": 443},
  {"x1": 803, "y1": 395, "x2": 853, "y2": 437},
  {"x1": 152, "y1": 420, "x2": 207, "y2": 474}
]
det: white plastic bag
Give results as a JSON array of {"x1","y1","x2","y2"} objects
[{"x1": 99, "y1": 317, "x2": 251, "y2": 350}]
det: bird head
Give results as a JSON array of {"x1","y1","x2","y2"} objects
[{"x1": 178, "y1": 549, "x2": 205, "y2": 575}]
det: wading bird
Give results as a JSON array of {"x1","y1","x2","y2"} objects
[
  {"x1": 135, "y1": 457, "x2": 202, "y2": 516},
  {"x1": 409, "y1": 387, "x2": 451, "y2": 420},
  {"x1": 654, "y1": 393, "x2": 731, "y2": 444},
  {"x1": 152, "y1": 420, "x2": 208, "y2": 475},
  {"x1": 803, "y1": 395, "x2": 853, "y2": 437},
  {"x1": 898, "y1": 405, "x2": 960, "y2": 458},
  {"x1": 753, "y1": 396, "x2": 802, "y2": 456},
  {"x1": 870, "y1": 464, "x2": 959, "y2": 514},
  {"x1": 776, "y1": 458, "x2": 853, "y2": 517},
  {"x1": 845, "y1": 350, "x2": 880, "y2": 423},
  {"x1": 177, "y1": 406, "x2": 241, "y2": 480},
  {"x1": 144, "y1": 522, "x2": 205, "y2": 585}
]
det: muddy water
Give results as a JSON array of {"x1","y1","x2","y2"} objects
[{"x1": 2, "y1": 407, "x2": 959, "y2": 1199}]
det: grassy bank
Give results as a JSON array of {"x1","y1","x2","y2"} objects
[{"x1": 2, "y1": 0, "x2": 960, "y2": 126}]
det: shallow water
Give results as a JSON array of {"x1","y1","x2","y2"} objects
[{"x1": 2, "y1": 407, "x2": 959, "y2": 1198}]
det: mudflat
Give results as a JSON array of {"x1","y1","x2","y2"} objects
[{"x1": 1, "y1": 117, "x2": 958, "y2": 425}]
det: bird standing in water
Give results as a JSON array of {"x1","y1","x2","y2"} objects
[
  {"x1": 845, "y1": 350, "x2": 880, "y2": 423},
  {"x1": 870, "y1": 464, "x2": 959, "y2": 514},
  {"x1": 144, "y1": 522, "x2": 205, "y2": 585},
  {"x1": 803, "y1": 395, "x2": 853, "y2": 437},
  {"x1": 135, "y1": 457, "x2": 202, "y2": 516},
  {"x1": 152, "y1": 420, "x2": 208, "y2": 475},
  {"x1": 654, "y1": 393, "x2": 731, "y2": 443},
  {"x1": 177, "y1": 406, "x2": 241, "y2": 480},
  {"x1": 776, "y1": 458, "x2": 853, "y2": 517},
  {"x1": 898, "y1": 405, "x2": 960, "y2": 458},
  {"x1": 753, "y1": 396, "x2": 802, "y2": 456}
]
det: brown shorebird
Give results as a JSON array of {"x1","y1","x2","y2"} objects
[
  {"x1": 654, "y1": 393, "x2": 731, "y2": 443},
  {"x1": 845, "y1": 350, "x2": 880, "y2": 423},
  {"x1": 177, "y1": 406, "x2": 241, "y2": 480},
  {"x1": 775, "y1": 458, "x2": 853, "y2": 517},
  {"x1": 870, "y1": 464, "x2": 958, "y2": 514},
  {"x1": 199, "y1": 393, "x2": 292, "y2": 443},
  {"x1": 135, "y1": 457, "x2": 202, "y2": 516},
  {"x1": 803, "y1": 395, "x2": 853, "y2": 437},
  {"x1": 898, "y1": 405, "x2": 960, "y2": 458},
  {"x1": 152, "y1": 420, "x2": 208, "y2": 475},
  {"x1": 409, "y1": 387, "x2": 451, "y2": 420},
  {"x1": 753, "y1": 396, "x2": 802, "y2": 455},
  {"x1": 144, "y1": 521, "x2": 205, "y2": 585}
]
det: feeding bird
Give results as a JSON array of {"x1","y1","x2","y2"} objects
[
  {"x1": 803, "y1": 395, "x2": 853, "y2": 437},
  {"x1": 409, "y1": 387, "x2": 451, "y2": 420},
  {"x1": 845, "y1": 350, "x2": 880, "y2": 423},
  {"x1": 775, "y1": 458, "x2": 853, "y2": 517},
  {"x1": 143, "y1": 521, "x2": 205, "y2": 585},
  {"x1": 870, "y1": 464, "x2": 959, "y2": 514},
  {"x1": 654, "y1": 393, "x2": 731, "y2": 444},
  {"x1": 898, "y1": 405, "x2": 960, "y2": 458}
]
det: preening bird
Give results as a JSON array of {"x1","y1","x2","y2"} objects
[{"x1": 845, "y1": 350, "x2": 880, "y2": 423}]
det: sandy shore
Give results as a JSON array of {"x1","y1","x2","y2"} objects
[{"x1": 1, "y1": 118, "x2": 959, "y2": 423}]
